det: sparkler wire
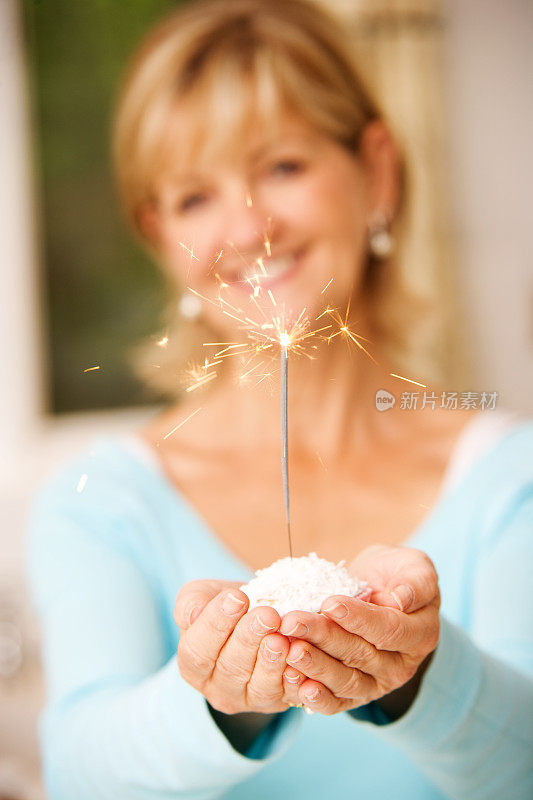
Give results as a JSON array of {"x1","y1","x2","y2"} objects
[{"x1": 281, "y1": 343, "x2": 293, "y2": 560}]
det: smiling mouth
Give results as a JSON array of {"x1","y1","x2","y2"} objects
[{"x1": 224, "y1": 250, "x2": 305, "y2": 291}]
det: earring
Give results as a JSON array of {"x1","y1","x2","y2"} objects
[
  {"x1": 367, "y1": 210, "x2": 394, "y2": 259},
  {"x1": 178, "y1": 289, "x2": 202, "y2": 320}
]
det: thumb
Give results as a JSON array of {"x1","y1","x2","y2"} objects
[
  {"x1": 173, "y1": 578, "x2": 244, "y2": 629},
  {"x1": 370, "y1": 584, "x2": 416, "y2": 612}
]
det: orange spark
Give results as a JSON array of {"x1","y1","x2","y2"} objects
[
  {"x1": 178, "y1": 242, "x2": 199, "y2": 261},
  {"x1": 163, "y1": 407, "x2": 202, "y2": 439},
  {"x1": 389, "y1": 373, "x2": 427, "y2": 388}
]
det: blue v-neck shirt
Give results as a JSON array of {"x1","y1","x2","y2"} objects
[{"x1": 26, "y1": 423, "x2": 533, "y2": 799}]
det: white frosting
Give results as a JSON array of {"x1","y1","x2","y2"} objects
[{"x1": 239, "y1": 551, "x2": 369, "y2": 616}]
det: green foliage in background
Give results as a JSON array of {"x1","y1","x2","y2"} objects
[{"x1": 23, "y1": 0, "x2": 180, "y2": 413}]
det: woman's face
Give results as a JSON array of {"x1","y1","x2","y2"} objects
[{"x1": 148, "y1": 114, "x2": 387, "y2": 338}]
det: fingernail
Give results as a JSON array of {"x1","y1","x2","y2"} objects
[
  {"x1": 264, "y1": 642, "x2": 282, "y2": 661},
  {"x1": 391, "y1": 584, "x2": 414, "y2": 612},
  {"x1": 252, "y1": 614, "x2": 277, "y2": 635},
  {"x1": 283, "y1": 622, "x2": 308, "y2": 637},
  {"x1": 287, "y1": 648, "x2": 308, "y2": 665},
  {"x1": 188, "y1": 605, "x2": 201, "y2": 626},
  {"x1": 322, "y1": 601, "x2": 348, "y2": 618},
  {"x1": 284, "y1": 671, "x2": 301, "y2": 683},
  {"x1": 305, "y1": 687, "x2": 320, "y2": 702},
  {"x1": 222, "y1": 592, "x2": 246, "y2": 615}
]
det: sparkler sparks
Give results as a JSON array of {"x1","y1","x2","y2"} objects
[
  {"x1": 162, "y1": 407, "x2": 202, "y2": 440},
  {"x1": 320, "y1": 297, "x2": 378, "y2": 365},
  {"x1": 178, "y1": 242, "x2": 199, "y2": 261},
  {"x1": 176, "y1": 261, "x2": 372, "y2": 562},
  {"x1": 184, "y1": 358, "x2": 222, "y2": 393},
  {"x1": 389, "y1": 373, "x2": 427, "y2": 388},
  {"x1": 83, "y1": 366, "x2": 100, "y2": 372},
  {"x1": 167, "y1": 236, "x2": 424, "y2": 561}
]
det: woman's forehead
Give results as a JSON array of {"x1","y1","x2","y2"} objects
[{"x1": 158, "y1": 112, "x2": 323, "y2": 182}]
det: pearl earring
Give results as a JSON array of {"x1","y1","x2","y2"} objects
[
  {"x1": 367, "y1": 210, "x2": 395, "y2": 259},
  {"x1": 178, "y1": 290, "x2": 202, "y2": 320}
]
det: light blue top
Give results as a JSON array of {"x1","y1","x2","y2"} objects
[{"x1": 26, "y1": 420, "x2": 533, "y2": 800}]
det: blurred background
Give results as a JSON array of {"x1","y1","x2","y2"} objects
[{"x1": 1, "y1": 0, "x2": 531, "y2": 796}]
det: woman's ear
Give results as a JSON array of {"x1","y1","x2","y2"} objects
[
  {"x1": 136, "y1": 199, "x2": 161, "y2": 246},
  {"x1": 359, "y1": 119, "x2": 401, "y2": 219}
]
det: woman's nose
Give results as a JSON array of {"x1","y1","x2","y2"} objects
[{"x1": 222, "y1": 194, "x2": 267, "y2": 255}]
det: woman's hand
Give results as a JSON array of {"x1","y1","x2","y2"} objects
[
  {"x1": 174, "y1": 580, "x2": 305, "y2": 714},
  {"x1": 279, "y1": 545, "x2": 441, "y2": 715}
]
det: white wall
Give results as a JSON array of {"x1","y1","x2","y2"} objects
[{"x1": 442, "y1": 0, "x2": 533, "y2": 411}]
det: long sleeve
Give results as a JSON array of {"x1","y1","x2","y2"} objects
[
  {"x1": 348, "y1": 490, "x2": 533, "y2": 799},
  {"x1": 26, "y1": 482, "x2": 301, "y2": 800}
]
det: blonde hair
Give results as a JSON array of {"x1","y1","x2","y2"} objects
[{"x1": 112, "y1": 0, "x2": 426, "y2": 400}]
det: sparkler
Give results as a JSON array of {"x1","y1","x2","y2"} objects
[
  {"x1": 179, "y1": 248, "x2": 373, "y2": 560},
  {"x1": 280, "y1": 331, "x2": 292, "y2": 558},
  {"x1": 149, "y1": 237, "x2": 425, "y2": 559}
]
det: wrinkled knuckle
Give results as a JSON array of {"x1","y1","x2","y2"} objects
[
  {"x1": 216, "y1": 656, "x2": 249, "y2": 684},
  {"x1": 390, "y1": 613, "x2": 408, "y2": 645},
  {"x1": 339, "y1": 669, "x2": 362, "y2": 698},
  {"x1": 343, "y1": 639, "x2": 370, "y2": 668},
  {"x1": 247, "y1": 682, "x2": 281, "y2": 709},
  {"x1": 210, "y1": 614, "x2": 235, "y2": 635},
  {"x1": 234, "y1": 620, "x2": 257, "y2": 646},
  {"x1": 180, "y1": 640, "x2": 215, "y2": 673},
  {"x1": 377, "y1": 613, "x2": 406, "y2": 649},
  {"x1": 177, "y1": 649, "x2": 201, "y2": 686}
]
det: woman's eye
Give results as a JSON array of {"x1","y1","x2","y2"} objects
[
  {"x1": 178, "y1": 193, "x2": 207, "y2": 213},
  {"x1": 270, "y1": 160, "x2": 303, "y2": 176}
]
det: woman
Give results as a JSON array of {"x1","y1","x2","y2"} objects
[{"x1": 27, "y1": 0, "x2": 533, "y2": 798}]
